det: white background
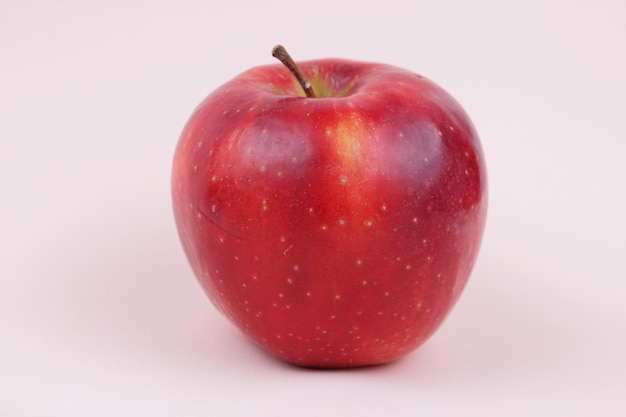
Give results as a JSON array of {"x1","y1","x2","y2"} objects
[{"x1": 2, "y1": 0, "x2": 625, "y2": 415}]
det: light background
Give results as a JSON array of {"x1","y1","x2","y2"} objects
[{"x1": 2, "y1": 0, "x2": 625, "y2": 415}]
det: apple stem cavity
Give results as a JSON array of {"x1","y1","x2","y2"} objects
[{"x1": 272, "y1": 45, "x2": 316, "y2": 98}]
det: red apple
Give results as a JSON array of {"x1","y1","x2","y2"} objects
[{"x1": 172, "y1": 46, "x2": 487, "y2": 368}]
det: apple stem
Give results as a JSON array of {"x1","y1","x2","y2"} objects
[{"x1": 272, "y1": 45, "x2": 316, "y2": 98}]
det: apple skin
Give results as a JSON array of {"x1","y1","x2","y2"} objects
[{"x1": 172, "y1": 58, "x2": 487, "y2": 368}]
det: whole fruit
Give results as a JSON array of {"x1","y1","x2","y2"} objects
[{"x1": 172, "y1": 46, "x2": 487, "y2": 368}]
